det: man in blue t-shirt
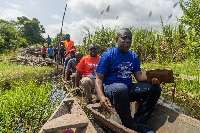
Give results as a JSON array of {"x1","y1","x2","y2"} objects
[
  {"x1": 96, "y1": 28, "x2": 161, "y2": 133},
  {"x1": 48, "y1": 45, "x2": 54, "y2": 59},
  {"x1": 46, "y1": 35, "x2": 51, "y2": 48}
]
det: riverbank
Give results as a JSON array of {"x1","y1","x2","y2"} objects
[{"x1": 0, "y1": 61, "x2": 65, "y2": 132}]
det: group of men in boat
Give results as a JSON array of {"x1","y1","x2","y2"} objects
[{"x1": 63, "y1": 28, "x2": 161, "y2": 133}]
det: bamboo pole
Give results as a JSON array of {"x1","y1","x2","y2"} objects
[{"x1": 57, "y1": 4, "x2": 67, "y2": 75}]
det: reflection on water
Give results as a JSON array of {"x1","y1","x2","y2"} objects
[{"x1": 47, "y1": 75, "x2": 66, "y2": 103}]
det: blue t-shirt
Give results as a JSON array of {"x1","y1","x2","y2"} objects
[
  {"x1": 96, "y1": 46, "x2": 141, "y2": 85},
  {"x1": 46, "y1": 37, "x2": 51, "y2": 43},
  {"x1": 48, "y1": 48, "x2": 53, "y2": 56},
  {"x1": 64, "y1": 56, "x2": 71, "y2": 66}
]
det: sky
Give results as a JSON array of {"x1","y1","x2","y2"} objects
[{"x1": 0, "y1": 0, "x2": 183, "y2": 45}]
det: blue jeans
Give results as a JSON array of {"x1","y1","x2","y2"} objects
[{"x1": 104, "y1": 82, "x2": 161, "y2": 130}]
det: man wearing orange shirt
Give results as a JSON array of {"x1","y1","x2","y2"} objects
[
  {"x1": 75, "y1": 44, "x2": 101, "y2": 104},
  {"x1": 62, "y1": 34, "x2": 74, "y2": 58}
]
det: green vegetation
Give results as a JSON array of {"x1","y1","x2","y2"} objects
[
  {"x1": 0, "y1": 61, "x2": 55, "y2": 90},
  {"x1": 0, "y1": 20, "x2": 27, "y2": 53},
  {"x1": 0, "y1": 16, "x2": 46, "y2": 54},
  {"x1": 0, "y1": 79, "x2": 62, "y2": 132},
  {"x1": 79, "y1": 24, "x2": 189, "y2": 62},
  {"x1": 17, "y1": 16, "x2": 46, "y2": 44},
  {"x1": 52, "y1": 33, "x2": 66, "y2": 44},
  {"x1": 0, "y1": 61, "x2": 64, "y2": 132},
  {"x1": 179, "y1": 0, "x2": 200, "y2": 58}
]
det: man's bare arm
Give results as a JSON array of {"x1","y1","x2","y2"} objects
[
  {"x1": 134, "y1": 71, "x2": 147, "y2": 82},
  {"x1": 63, "y1": 65, "x2": 66, "y2": 77},
  {"x1": 65, "y1": 68, "x2": 70, "y2": 82},
  {"x1": 95, "y1": 72, "x2": 111, "y2": 113},
  {"x1": 75, "y1": 70, "x2": 81, "y2": 88},
  {"x1": 95, "y1": 73, "x2": 105, "y2": 98}
]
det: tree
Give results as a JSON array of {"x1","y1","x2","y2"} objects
[
  {"x1": 52, "y1": 33, "x2": 66, "y2": 44},
  {"x1": 0, "y1": 20, "x2": 27, "y2": 53},
  {"x1": 179, "y1": 0, "x2": 200, "y2": 35},
  {"x1": 17, "y1": 16, "x2": 29, "y2": 25},
  {"x1": 179, "y1": 0, "x2": 200, "y2": 58},
  {"x1": 17, "y1": 16, "x2": 45, "y2": 44}
]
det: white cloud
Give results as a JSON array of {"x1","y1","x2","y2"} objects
[
  {"x1": 67, "y1": 0, "x2": 182, "y2": 25},
  {"x1": 43, "y1": 18, "x2": 98, "y2": 45},
  {"x1": 0, "y1": 8, "x2": 26, "y2": 21},
  {"x1": 55, "y1": 0, "x2": 182, "y2": 45},
  {"x1": 30, "y1": 1, "x2": 36, "y2": 6},
  {"x1": 6, "y1": 1, "x2": 21, "y2": 8},
  {"x1": 37, "y1": 9, "x2": 41, "y2": 12},
  {"x1": 50, "y1": 14, "x2": 61, "y2": 19},
  {"x1": 45, "y1": 0, "x2": 183, "y2": 46}
]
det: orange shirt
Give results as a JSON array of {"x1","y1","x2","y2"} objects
[
  {"x1": 76, "y1": 55, "x2": 101, "y2": 77},
  {"x1": 63, "y1": 40, "x2": 74, "y2": 57},
  {"x1": 42, "y1": 46, "x2": 47, "y2": 54}
]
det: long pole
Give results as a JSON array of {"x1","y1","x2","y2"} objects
[{"x1": 57, "y1": 4, "x2": 67, "y2": 74}]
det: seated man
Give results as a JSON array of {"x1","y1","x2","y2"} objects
[
  {"x1": 75, "y1": 44, "x2": 101, "y2": 104},
  {"x1": 95, "y1": 28, "x2": 161, "y2": 133},
  {"x1": 62, "y1": 49, "x2": 76, "y2": 80},
  {"x1": 65, "y1": 52, "x2": 82, "y2": 86}
]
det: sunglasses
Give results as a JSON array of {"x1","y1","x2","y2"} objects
[{"x1": 89, "y1": 48, "x2": 97, "y2": 51}]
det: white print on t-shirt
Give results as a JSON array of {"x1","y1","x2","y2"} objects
[
  {"x1": 88, "y1": 64, "x2": 98, "y2": 67},
  {"x1": 117, "y1": 62, "x2": 133, "y2": 78}
]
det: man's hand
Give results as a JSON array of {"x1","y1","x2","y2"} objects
[
  {"x1": 152, "y1": 78, "x2": 163, "y2": 85},
  {"x1": 95, "y1": 73, "x2": 111, "y2": 113},
  {"x1": 99, "y1": 96, "x2": 112, "y2": 113}
]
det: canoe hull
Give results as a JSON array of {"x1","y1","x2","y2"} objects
[{"x1": 87, "y1": 102, "x2": 200, "y2": 133}]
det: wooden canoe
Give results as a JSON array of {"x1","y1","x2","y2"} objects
[
  {"x1": 86, "y1": 102, "x2": 200, "y2": 133},
  {"x1": 39, "y1": 93, "x2": 97, "y2": 133}
]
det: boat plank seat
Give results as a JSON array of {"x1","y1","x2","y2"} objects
[
  {"x1": 39, "y1": 93, "x2": 97, "y2": 133},
  {"x1": 41, "y1": 114, "x2": 89, "y2": 132}
]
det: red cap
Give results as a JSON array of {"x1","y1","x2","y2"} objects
[{"x1": 70, "y1": 48, "x2": 77, "y2": 52}]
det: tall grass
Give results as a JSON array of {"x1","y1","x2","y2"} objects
[
  {"x1": 0, "y1": 61, "x2": 55, "y2": 90},
  {"x1": 0, "y1": 79, "x2": 63, "y2": 132},
  {"x1": 78, "y1": 24, "x2": 188, "y2": 64}
]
